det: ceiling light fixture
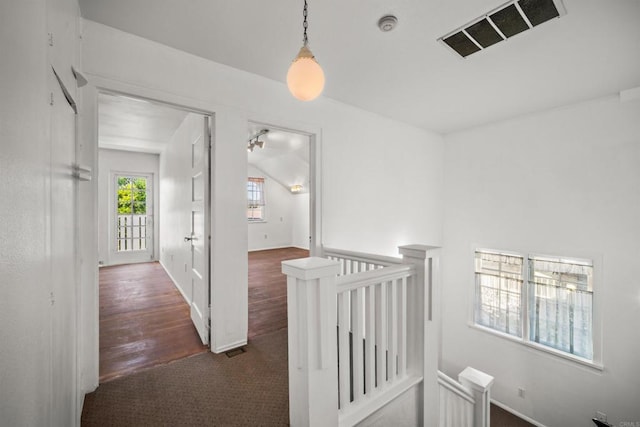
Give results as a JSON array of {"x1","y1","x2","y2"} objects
[
  {"x1": 247, "y1": 129, "x2": 269, "y2": 152},
  {"x1": 290, "y1": 185, "x2": 303, "y2": 193},
  {"x1": 287, "y1": 0, "x2": 325, "y2": 101}
]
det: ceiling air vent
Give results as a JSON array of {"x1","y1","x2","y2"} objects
[{"x1": 439, "y1": 0, "x2": 566, "y2": 58}]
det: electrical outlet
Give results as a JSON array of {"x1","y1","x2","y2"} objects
[
  {"x1": 517, "y1": 387, "x2": 525, "y2": 398},
  {"x1": 596, "y1": 411, "x2": 607, "y2": 422}
]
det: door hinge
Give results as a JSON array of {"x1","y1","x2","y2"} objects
[
  {"x1": 48, "y1": 32, "x2": 54, "y2": 46},
  {"x1": 49, "y1": 92, "x2": 54, "y2": 106}
]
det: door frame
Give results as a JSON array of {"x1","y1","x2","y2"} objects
[
  {"x1": 80, "y1": 75, "x2": 324, "y2": 392},
  {"x1": 246, "y1": 119, "x2": 322, "y2": 256},
  {"x1": 83, "y1": 80, "x2": 216, "y2": 391}
]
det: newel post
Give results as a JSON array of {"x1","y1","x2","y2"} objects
[
  {"x1": 459, "y1": 367, "x2": 495, "y2": 427},
  {"x1": 282, "y1": 257, "x2": 341, "y2": 427},
  {"x1": 399, "y1": 244, "x2": 441, "y2": 427}
]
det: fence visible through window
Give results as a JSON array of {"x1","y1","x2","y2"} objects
[
  {"x1": 116, "y1": 175, "x2": 149, "y2": 252},
  {"x1": 117, "y1": 215, "x2": 147, "y2": 251}
]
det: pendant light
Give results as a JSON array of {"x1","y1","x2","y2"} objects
[{"x1": 287, "y1": 0, "x2": 325, "y2": 101}]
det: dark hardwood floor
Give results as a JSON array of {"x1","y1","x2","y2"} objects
[
  {"x1": 99, "y1": 262, "x2": 208, "y2": 382},
  {"x1": 99, "y1": 248, "x2": 309, "y2": 382},
  {"x1": 248, "y1": 247, "x2": 309, "y2": 339}
]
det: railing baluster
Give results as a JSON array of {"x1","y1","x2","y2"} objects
[
  {"x1": 399, "y1": 275, "x2": 408, "y2": 377},
  {"x1": 364, "y1": 285, "x2": 375, "y2": 395},
  {"x1": 338, "y1": 291, "x2": 350, "y2": 409},
  {"x1": 375, "y1": 281, "x2": 387, "y2": 388},
  {"x1": 352, "y1": 287, "x2": 365, "y2": 402},
  {"x1": 389, "y1": 279, "x2": 398, "y2": 382}
]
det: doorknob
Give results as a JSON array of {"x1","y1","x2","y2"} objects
[{"x1": 184, "y1": 236, "x2": 194, "y2": 242}]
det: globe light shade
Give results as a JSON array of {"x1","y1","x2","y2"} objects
[{"x1": 287, "y1": 45, "x2": 325, "y2": 101}]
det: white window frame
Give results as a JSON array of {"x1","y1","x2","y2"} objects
[
  {"x1": 247, "y1": 177, "x2": 266, "y2": 223},
  {"x1": 470, "y1": 247, "x2": 603, "y2": 370}
]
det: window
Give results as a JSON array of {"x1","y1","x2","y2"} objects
[
  {"x1": 474, "y1": 251, "x2": 524, "y2": 337},
  {"x1": 116, "y1": 175, "x2": 149, "y2": 251},
  {"x1": 529, "y1": 255, "x2": 593, "y2": 360},
  {"x1": 247, "y1": 177, "x2": 265, "y2": 221},
  {"x1": 474, "y1": 249, "x2": 595, "y2": 362}
]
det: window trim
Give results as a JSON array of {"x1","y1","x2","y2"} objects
[
  {"x1": 470, "y1": 246, "x2": 603, "y2": 370},
  {"x1": 247, "y1": 177, "x2": 266, "y2": 222}
]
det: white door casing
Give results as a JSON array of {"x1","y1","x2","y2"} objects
[{"x1": 188, "y1": 115, "x2": 210, "y2": 345}]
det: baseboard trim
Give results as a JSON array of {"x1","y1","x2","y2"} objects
[
  {"x1": 248, "y1": 245, "x2": 297, "y2": 252},
  {"x1": 159, "y1": 260, "x2": 190, "y2": 305},
  {"x1": 491, "y1": 399, "x2": 548, "y2": 427}
]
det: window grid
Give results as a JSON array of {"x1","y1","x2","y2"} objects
[
  {"x1": 474, "y1": 249, "x2": 594, "y2": 362},
  {"x1": 529, "y1": 257, "x2": 593, "y2": 360},
  {"x1": 475, "y1": 251, "x2": 523, "y2": 337},
  {"x1": 247, "y1": 177, "x2": 265, "y2": 221}
]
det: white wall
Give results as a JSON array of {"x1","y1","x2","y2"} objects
[
  {"x1": 291, "y1": 192, "x2": 310, "y2": 250},
  {"x1": 247, "y1": 165, "x2": 310, "y2": 251},
  {"x1": 441, "y1": 95, "x2": 640, "y2": 426},
  {"x1": 1, "y1": 0, "x2": 83, "y2": 424},
  {"x1": 81, "y1": 20, "x2": 444, "y2": 352},
  {"x1": 98, "y1": 148, "x2": 159, "y2": 266},
  {"x1": 159, "y1": 113, "x2": 200, "y2": 302}
]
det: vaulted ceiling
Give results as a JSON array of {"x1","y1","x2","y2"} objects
[{"x1": 80, "y1": 0, "x2": 640, "y2": 134}]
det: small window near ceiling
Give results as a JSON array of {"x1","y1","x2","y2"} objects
[{"x1": 247, "y1": 177, "x2": 265, "y2": 221}]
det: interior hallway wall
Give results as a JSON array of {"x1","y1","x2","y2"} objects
[
  {"x1": 98, "y1": 148, "x2": 160, "y2": 266},
  {"x1": 291, "y1": 192, "x2": 310, "y2": 250},
  {"x1": 247, "y1": 164, "x2": 304, "y2": 251},
  {"x1": 1, "y1": 0, "x2": 84, "y2": 424},
  {"x1": 441, "y1": 94, "x2": 640, "y2": 427}
]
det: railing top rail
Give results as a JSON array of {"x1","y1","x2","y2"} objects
[
  {"x1": 323, "y1": 246, "x2": 403, "y2": 266},
  {"x1": 336, "y1": 264, "x2": 415, "y2": 293},
  {"x1": 437, "y1": 371, "x2": 475, "y2": 404}
]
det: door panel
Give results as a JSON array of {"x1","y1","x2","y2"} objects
[
  {"x1": 189, "y1": 116, "x2": 210, "y2": 345},
  {"x1": 49, "y1": 68, "x2": 77, "y2": 427}
]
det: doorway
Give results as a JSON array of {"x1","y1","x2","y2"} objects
[
  {"x1": 97, "y1": 92, "x2": 212, "y2": 381},
  {"x1": 246, "y1": 122, "x2": 313, "y2": 338}
]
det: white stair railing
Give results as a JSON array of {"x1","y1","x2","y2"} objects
[
  {"x1": 438, "y1": 368, "x2": 494, "y2": 427},
  {"x1": 283, "y1": 245, "x2": 440, "y2": 427}
]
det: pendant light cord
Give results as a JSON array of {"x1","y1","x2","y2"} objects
[{"x1": 303, "y1": 0, "x2": 309, "y2": 46}]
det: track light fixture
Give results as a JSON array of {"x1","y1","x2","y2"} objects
[{"x1": 247, "y1": 129, "x2": 269, "y2": 153}]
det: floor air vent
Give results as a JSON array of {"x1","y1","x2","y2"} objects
[{"x1": 439, "y1": 0, "x2": 565, "y2": 58}]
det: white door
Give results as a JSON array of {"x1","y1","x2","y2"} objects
[
  {"x1": 49, "y1": 68, "x2": 77, "y2": 426},
  {"x1": 187, "y1": 115, "x2": 210, "y2": 345}
]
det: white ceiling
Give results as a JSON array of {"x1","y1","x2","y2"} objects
[
  {"x1": 98, "y1": 93, "x2": 309, "y2": 191},
  {"x1": 98, "y1": 93, "x2": 188, "y2": 153},
  {"x1": 81, "y1": 0, "x2": 640, "y2": 134}
]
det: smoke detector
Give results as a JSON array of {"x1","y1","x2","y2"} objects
[{"x1": 378, "y1": 15, "x2": 398, "y2": 32}]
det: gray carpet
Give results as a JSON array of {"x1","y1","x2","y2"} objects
[{"x1": 82, "y1": 329, "x2": 289, "y2": 426}]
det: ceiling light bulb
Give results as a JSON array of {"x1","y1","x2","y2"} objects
[{"x1": 287, "y1": 45, "x2": 325, "y2": 101}]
